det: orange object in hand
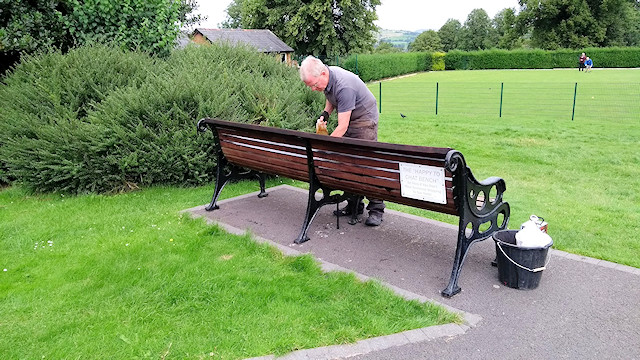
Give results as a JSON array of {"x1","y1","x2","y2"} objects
[{"x1": 316, "y1": 120, "x2": 328, "y2": 135}]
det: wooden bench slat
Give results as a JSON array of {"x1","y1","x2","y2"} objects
[
  {"x1": 218, "y1": 126, "x2": 307, "y2": 148},
  {"x1": 316, "y1": 167, "x2": 402, "y2": 191},
  {"x1": 316, "y1": 164, "x2": 454, "y2": 192},
  {"x1": 219, "y1": 133, "x2": 307, "y2": 157},
  {"x1": 225, "y1": 156, "x2": 309, "y2": 182},
  {"x1": 314, "y1": 150, "x2": 400, "y2": 171},
  {"x1": 314, "y1": 158, "x2": 400, "y2": 181},
  {"x1": 311, "y1": 141, "x2": 451, "y2": 165},
  {"x1": 221, "y1": 141, "x2": 308, "y2": 164},
  {"x1": 318, "y1": 177, "x2": 458, "y2": 215},
  {"x1": 313, "y1": 149, "x2": 450, "y2": 173},
  {"x1": 316, "y1": 172, "x2": 455, "y2": 205},
  {"x1": 221, "y1": 147, "x2": 309, "y2": 182}
]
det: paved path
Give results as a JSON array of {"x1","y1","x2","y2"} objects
[{"x1": 185, "y1": 185, "x2": 640, "y2": 360}]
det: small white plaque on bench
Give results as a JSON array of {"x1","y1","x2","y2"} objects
[{"x1": 399, "y1": 163, "x2": 446, "y2": 204}]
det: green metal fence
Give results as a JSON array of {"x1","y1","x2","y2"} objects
[{"x1": 372, "y1": 81, "x2": 640, "y2": 122}]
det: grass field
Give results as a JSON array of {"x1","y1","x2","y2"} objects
[
  {"x1": 373, "y1": 68, "x2": 640, "y2": 122},
  {"x1": 1, "y1": 67, "x2": 638, "y2": 359},
  {"x1": 368, "y1": 68, "x2": 640, "y2": 268},
  {"x1": 0, "y1": 181, "x2": 459, "y2": 359}
]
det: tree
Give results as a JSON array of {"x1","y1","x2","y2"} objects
[
  {"x1": 592, "y1": 0, "x2": 640, "y2": 46},
  {"x1": 517, "y1": 0, "x2": 600, "y2": 49},
  {"x1": 374, "y1": 41, "x2": 401, "y2": 53},
  {"x1": 438, "y1": 19, "x2": 462, "y2": 52},
  {"x1": 0, "y1": 0, "x2": 70, "y2": 73},
  {"x1": 222, "y1": 0, "x2": 381, "y2": 55},
  {"x1": 66, "y1": 0, "x2": 201, "y2": 55},
  {"x1": 624, "y1": 2, "x2": 640, "y2": 46},
  {"x1": 408, "y1": 30, "x2": 443, "y2": 52},
  {"x1": 493, "y1": 8, "x2": 520, "y2": 49},
  {"x1": 1, "y1": 0, "x2": 200, "y2": 73},
  {"x1": 516, "y1": 0, "x2": 639, "y2": 49},
  {"x1": 460, "y1": 8, "x2": 496, "y2": 50}
]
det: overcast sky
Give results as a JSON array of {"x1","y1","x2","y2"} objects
[{"x1": 193, "y1": 0, "x2": 521, "y2": 32}]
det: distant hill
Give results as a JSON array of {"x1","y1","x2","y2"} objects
[{"x1": 376, "y1": 29, "x2": 422, "y2": 50}]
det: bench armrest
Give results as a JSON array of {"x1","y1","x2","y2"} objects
[{"x1": 476, "y1": 176, "x2": 504, "y2": 187}]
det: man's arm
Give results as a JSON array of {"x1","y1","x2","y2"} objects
[
  {"x1": 316, "y1": 100, "x2": 335, "y2": 133},
  {"x1": 331, "y1": 110, "x2": 351, "y2": 137},
  {"x1": 323, "y1": 100, "x2": 334, "y2": 117}
]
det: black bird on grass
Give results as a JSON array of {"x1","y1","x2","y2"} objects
[{"x1": 400, "y1": 113, "x2": 406, "y2": 118}]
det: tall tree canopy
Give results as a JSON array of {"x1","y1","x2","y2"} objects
[
  {"x1": 438, "y1": 19, "x2": 462, "y2": 52},
  {"x1": 517, "y1": 0, "x2": 639, "y2": 49},
  {"x1": 460, "y1": 8, "x2": 496, "y2": 50},
  {"x1": 493, "y1": 8, "x2": 520, "y2": 49},
  {"x1": 374, "y1": 41, "x2": 401, "y2": 53},
  {"x1": 222, "y1": 0, "x2": 380, "y2": 55},
  {"x1": 1, "y1": 0, "x2": 200, "y2": 73},
  {"x1": 409, "y1": 30, "x2": 443, "y2": 52}
]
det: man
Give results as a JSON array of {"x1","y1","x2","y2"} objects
[
  {"x1": 585, "y1": 57, "x2": 593, "y2": 72},
  {"x1": 299, "y1": 55, "x2": 385, "y2": 226},
  {"x1": 578, "y1": 53, "x2": 586, "y2": 71}
]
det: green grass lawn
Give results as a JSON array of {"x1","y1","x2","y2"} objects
[
  {"x1": 0, "y1": 180, "x2": 459, "y2": 359},
  {"x1": 2, "y1": 67, "x2": 638, "y2": 359},
  {"x1": 368, "y1": 68, "x2": 640, "y2": 268},
  {"x1": 373, "y1": 68, "x2": 640, "y2": 122}
]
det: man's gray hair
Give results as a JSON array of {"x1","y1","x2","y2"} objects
[{"x1": 299, "y1": 56, "x2": 325, "y2": 82}]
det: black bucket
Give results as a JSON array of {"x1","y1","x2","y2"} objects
[{"x1": 493, "y1": 230, "x2": 552, "y2": 290}]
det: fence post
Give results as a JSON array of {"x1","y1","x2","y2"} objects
[
  {"x1": 378, "y1": 82, "x2": 382, "y2": 114},
  {"x1": 435, "y1": 82, "x2": 439, "y2": 115},
  {"x1": 572, "y1": 82, "x2": 577, "y2": 121},
  {"x1": 499, "y1": 82, "x2": 504, "y2": 117},
  {"x1": 336, "y1": 55, "x2": 339, "y2": 67}
]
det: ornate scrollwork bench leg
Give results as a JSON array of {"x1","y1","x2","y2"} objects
[
  {"x1": 294, "y1": 140, "x2": 351, "y2": 244},
  {"x1": 441, "y1": 151, "x2": 510, "y2": 297},
  {"x1": 197, "y1": 118, "x2": 268, "y2": 212}
]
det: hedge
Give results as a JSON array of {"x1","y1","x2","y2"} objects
[
  {"x1": 0, "y1": 44, "x2": 324, "y2": 193},
  {"x1": 444, "y1": 47, "x2": 640, "y2": 70},
  {"x1": 342, "y1": 52, "x2": 435, "y2": 82},
  {"x1": 337, "y1": 47, "x2": 640, "y2": 82}
]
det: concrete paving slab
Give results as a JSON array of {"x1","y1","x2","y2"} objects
[{"x1": 186, "y1": 185, "x2": 640, "y2": 360}]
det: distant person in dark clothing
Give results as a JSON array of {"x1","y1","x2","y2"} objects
[{"x1": 578, "y1": 53, "x2": 587, "y2": 71}]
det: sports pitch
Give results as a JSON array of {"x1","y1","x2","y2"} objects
[{"x1": 371, "y1": 68, "x2": 640, "y2": 268}]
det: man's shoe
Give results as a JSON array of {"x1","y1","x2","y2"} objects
[
  {"x1": 365, "y1": 212, "x2": 383, "y2": 226},
  {"x1": 333, "y1": 205, "x2": 364, "y2": 217}
]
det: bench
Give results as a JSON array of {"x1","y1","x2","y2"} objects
[{"x1": 197, "y1": 118, "x2": 510, "y2": 297}]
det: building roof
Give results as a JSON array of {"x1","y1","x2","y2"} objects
[
  {"x1": 175, "y1": 32, "x2": 191, "y2": 49},
  {"x1": 194, "y1": 28, "x2": 294, "y2": 53}
]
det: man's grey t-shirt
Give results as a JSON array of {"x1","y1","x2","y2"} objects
[{"x1": 324, "y1": 66, "x2": 378, "y2": 125}]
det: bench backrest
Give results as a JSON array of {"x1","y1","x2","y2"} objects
[{"x1": 205, "y1": 119, "x2": 459, "y2": 216}]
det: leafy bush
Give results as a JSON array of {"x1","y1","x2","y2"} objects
[
  {"x1": 431, "y1": 52, "x2": 445, "y2": 71},
  {"x1": 0, "y1": 0, "x2": 197, "y2": 60},
  {"x1": 0, "y1": 44, "x2": 323, "y2": 193},
  {"x1": 0, "y1": 46, "x2": 159, "y2": 188}
]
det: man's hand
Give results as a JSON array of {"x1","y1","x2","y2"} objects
[
  {"x1": 318, "y1": 111, "x2": 330, "y2": 122},
  {"x1": 316, "y1": 118, "x2": 328, "y2": 135}
]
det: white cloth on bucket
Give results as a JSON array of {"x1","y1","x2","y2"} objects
[{"x1": 515, "y1": 223, "x2": 552, "y2": 248}]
